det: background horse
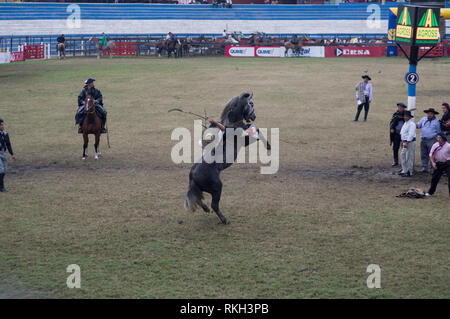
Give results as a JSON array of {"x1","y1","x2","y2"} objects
[
  {"x1": 283, "y1": 36, "x2": 306, "y2": 56},
  {"x1": 56, "y1": 42, "x2": 66, "y2": 59},
  {"x1": 88, "y1": 36, "x2": 115, "y2": 59},
  {"x1": 184, "y1": 92, "x2": 271, "y2": 225},
  {"x1": 81, "y1": 94, "x2": 102, "y2": 160},
  {"x1": 167, "y1": 38, "x2": 181, "y2": 58}
]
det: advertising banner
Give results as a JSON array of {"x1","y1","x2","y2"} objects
[
  {"x1": 284, "y1": 46, "x2": 325, "y2": 58},
  {"x1": 255, "y1": 46, "x2": 284, "y2": 57},
  {"x1": 225, "y1": 46, "x2": 255, "y2": 57},
  {"x1": 325, "y1": 46, "x2": 385, "y2": 57}
]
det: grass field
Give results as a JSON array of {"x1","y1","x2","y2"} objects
[{"x1": 0, "y1": 56, "x2": 449, "y2": 298}]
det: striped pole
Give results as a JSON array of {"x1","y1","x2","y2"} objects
[{"x1": 407, "y1": 63, "x2": 416, "y2": 117}]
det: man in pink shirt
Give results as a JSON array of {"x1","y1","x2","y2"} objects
[{"x1": 425, "y1": 132, "x2": 450, "y2": 196}]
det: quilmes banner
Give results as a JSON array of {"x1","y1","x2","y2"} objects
[
  {"x1": 225, "y1": 46, "x2": 255, "y2": 57},
  {"x1": 255, "y1": 46, "x2": 284, "y2": 57},
  {"x1": 395, "y1": 5, "x2": 440, "y2": 46}
]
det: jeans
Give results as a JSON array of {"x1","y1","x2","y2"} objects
[
  {"x1": 392, "y1": 132, "x2": 401, "y2": 164},
  {"x1": 355, "y1": 96, "x2": 370, "y2": 121},
  {"x1": 420, "y1": 137, "x2": 436, "y2": 170},
  {"x1": 0, "y1": 151, "x2": 7, "y2": 174},
  {"x1": 427, "y1": 160, "x2": 450, "y2": 195}
]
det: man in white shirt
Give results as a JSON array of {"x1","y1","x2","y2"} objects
[
  {"x1": 354, "y1": 75, "x2": 373, "y2": 122},
  {"x1": 399, "y1": 111, "x2": 417, "y2": 177}
]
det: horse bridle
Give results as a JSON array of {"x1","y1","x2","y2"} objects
[{"x1": 85, "y1": 95, "x2": 95, "y2": 113}]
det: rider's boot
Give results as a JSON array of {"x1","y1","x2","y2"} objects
[
  {"x1": 78, "y1": 126, "x2": 83, "y2": 134},
  {"x1": 101, "y1": 118, "x2": 107, "y2": 134}
]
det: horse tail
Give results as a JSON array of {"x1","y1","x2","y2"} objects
[{"x1": 184, "y1": 178, "x2": 203, "y2": 212}]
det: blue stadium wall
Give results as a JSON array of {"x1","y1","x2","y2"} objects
[{"x1": 0, "y1": 2, "x2": 406, "y2": 37}]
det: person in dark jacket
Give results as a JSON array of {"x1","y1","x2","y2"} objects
[
  {"x1": 441, "y1": 102, "x2": 450, "y2": 138},
  {"x1": 56, "y1": 34, "x2": 66, "y2": 58},
  {"x1": 389, "y1": 102, "x2": 407, "y2": 166},
  {"x1": 0, "y1": 117, "x2": 16, "y2": 192},
  {"x1": 76, "y1": 78, "x2": 107, "y2": 133}
]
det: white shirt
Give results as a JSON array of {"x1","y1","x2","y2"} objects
[
  {"x1": 400, "y1": 119, "x2": 416, "y2": 142},
  {"x1": 355, "y1": 82, "x2": 373, "y2": 101}
]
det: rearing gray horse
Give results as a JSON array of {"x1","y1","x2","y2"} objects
[{"x1": 184, "y1": 92, "x2": 271, "y2": 225}]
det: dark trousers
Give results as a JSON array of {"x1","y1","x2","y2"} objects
[
  {"x1": 355, "y1": 96, "x2": 370, "y2": 121},
  {"x1": 392, "y1": 132, "x2": 402, "y2": 164},
  {"x1": 427, "y1": 160, "x2": 450, "y2": 195}
]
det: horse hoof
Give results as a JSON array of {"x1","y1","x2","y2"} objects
[
  {"x1": 95, "y1": 156, "x2": 99, "y2": 160},
  {"x1": 82, "y1": 157, "x2": 86, "y2": 161}
]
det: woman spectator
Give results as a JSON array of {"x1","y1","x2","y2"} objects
[{"x1": 441, "y1": 102, "x2": 450, "y2": 139}]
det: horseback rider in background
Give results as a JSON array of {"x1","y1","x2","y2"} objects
[
  {"x1": 99, "y1": 32, "x2": 108, "y2": 49},
  {"x1": 56, "y1": 33, "x2": 66, "y2": 58},
  {"x1": 75, "y1": 78, "x2": 107, "y2": 134}
]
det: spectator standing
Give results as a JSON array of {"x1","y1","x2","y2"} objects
[
  {"x1": 0, "y1": 117, "x2": 16, "y2": 192},
  {"x1": 425, "y1": 133, "x2": 450, "y2": 196},
  {"x1": 440, "y1": 102, "x2": 450, "y2": 138},
  {"x1": 389, "y1": 102, "x2": 407, "y2": 167},
  {"x1": 354, "y1": 75, "x2": 373, "y2": 122},
  {"x1": 399, "y1": 111, "x2": 416, "y2": 177},
  {"x1": 417, "y1": 108, "x2": 441, "y2": 172}
]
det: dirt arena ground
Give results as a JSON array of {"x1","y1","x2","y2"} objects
[{"x1": 0, "y1": 56, "x2": 448, "y2": 298}]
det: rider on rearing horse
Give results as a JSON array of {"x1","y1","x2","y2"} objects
[{"x1": 75, "y1": 78, "x2": 107, "y2": 134}]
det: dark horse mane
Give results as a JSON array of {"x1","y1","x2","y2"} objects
[{"x1": 219, "y1": 92, "x2": 252, "y2": 126}]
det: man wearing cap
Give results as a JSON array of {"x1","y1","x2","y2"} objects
[
  {"x1": 389, "y1": 102, "x2": 407, "y2": 166},
  {"x1": 417, "y1": 108, "x2": 441, "y2": 172},
  {"x1": 440, "y1": 102, "x2": 450, "y2": 138},
  {"x1": 0, "y1": 117, "x2": 16, "y2": 192},
  {"x1": 76, "y1": 78, "x2": 107, "y2": 134},
  {"x1": 399, "y1": 110, "x2": 416, "y2": 177},
  {"x1": 354, "y1": 75, "x2": 373, "y2": 122},
  {"x1": 425, "y1": 132, "x2": 450, "y2": 196}
]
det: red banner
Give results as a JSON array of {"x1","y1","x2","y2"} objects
[
  {"x1": 103, "y1": 42, "x2": 136, "y2": 56},
  {"x1": 23, "y1": 45, "x2": 45, "y2": 60},
  {"x1": 10, "y1": 51, "x2": 24, "y2": 63},
  {"x1": 325, "y1": 46, "x2": 386, "y2": 57}
]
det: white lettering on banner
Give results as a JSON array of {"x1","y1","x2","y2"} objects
[
  {"x1": 255, "y1": 46, "x2": 283, "y2": 57},
  {"x1": 284, "y1": 46, "x2": 325, "y2": 58},
  {"x1": 226, "y1": 46, "x2": 255, "y2": 57}
]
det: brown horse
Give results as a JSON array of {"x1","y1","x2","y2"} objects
[
  {"x1": 56, "y1": 42, "x2": 66, "y2": 59},
  {"x1": 81, "y1": 94, "x2": 102, "y2": 160},
  {"x1": 283, "y1": 36, "x2": 306, "y2": 56},
  {"x1": 88, "y1": 36, "x2": 115, "y2": 59}
]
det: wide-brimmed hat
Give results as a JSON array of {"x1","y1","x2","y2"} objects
[
  {"x1": 84, "y1": 78, "x2": 95, "y2": 84},
  {"x1": 423, "y1": 108, "x2": 439, "y2": 115},
  {"x1": 362, "y1": 75, "x2": 371, "y2": 80},
  {"x1": 404, "y1": 110, "x2": 413, "y2": 118},
  {"x1": 397, "y1": 102, "x2": 407, "y2": 108},
  {"x1": 437, "y1": 132, "x2": 448, "y2": 141}
]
